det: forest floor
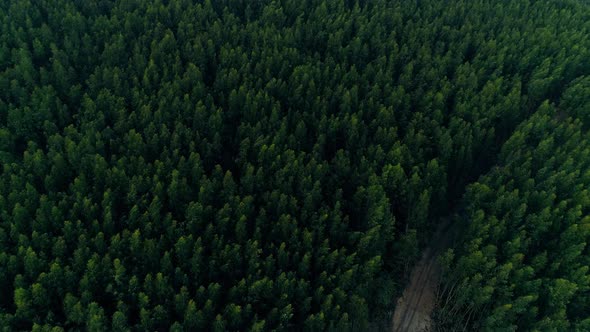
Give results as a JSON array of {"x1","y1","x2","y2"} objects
[{"x1": 391, "y1": 220, "x2": 454, "y2": 332}]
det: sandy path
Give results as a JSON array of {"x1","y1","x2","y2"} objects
[
  {"x1": 391, "y1": 247, "x2": 440, "y2": 332},
  {"x1": 391, "y1": 220, "x2": 453, "y2": 332}
]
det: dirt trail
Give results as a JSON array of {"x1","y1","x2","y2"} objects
[{"x1": 391, "y1": 220, "x2": 454, "y2": 332}]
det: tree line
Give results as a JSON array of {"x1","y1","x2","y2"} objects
[{"x1": 437, "y1": 77, "x2": 590, "y2": 331}]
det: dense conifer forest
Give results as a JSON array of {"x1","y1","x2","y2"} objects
[{"x1": 1, "y1": 0, "x2": 589, "y2": 330}]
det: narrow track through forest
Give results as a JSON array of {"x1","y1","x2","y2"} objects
[{"x1": 392, "y1": 220, "x2": 455, "y2": 332}]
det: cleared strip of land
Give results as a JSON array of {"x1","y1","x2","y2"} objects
[{"x1": 392, "y1": 220, "x2": 454, "y2": 332}]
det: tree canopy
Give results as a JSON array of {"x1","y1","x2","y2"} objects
[{"x1": 1, "y1": 0, "x2": 590, "y2": 330}]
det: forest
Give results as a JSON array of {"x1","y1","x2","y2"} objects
[{"x1": 0, "y1": 0, "x2": 589, "y2": 330}]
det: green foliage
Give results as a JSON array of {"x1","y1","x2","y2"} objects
[
  {"x1": 1, "y1": 0, "x2": 590, "y2": 330},
  {"x1": 441, "y1": 99, "x2": 590, "y2": 329}
]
